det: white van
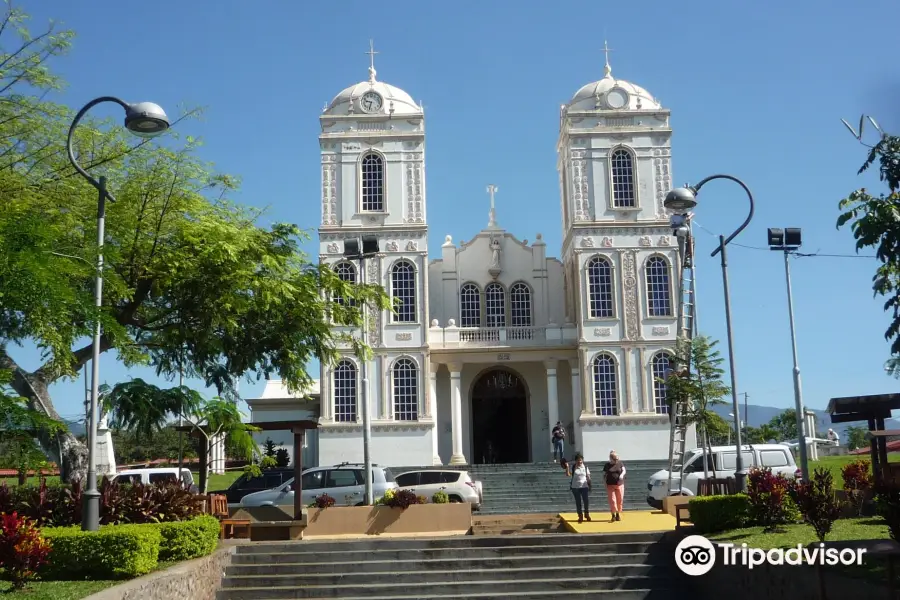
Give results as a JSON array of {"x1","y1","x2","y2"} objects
[
  {"x1": 646, "y1": 444, "x2": 800, "y2": 509},
  {"x1": 108, "y1": 468, "x2": 196, "y2": 491}
]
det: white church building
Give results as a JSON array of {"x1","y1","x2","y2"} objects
[{"x1": 247, "y1": 48, "x2": 696, "y2": 468}]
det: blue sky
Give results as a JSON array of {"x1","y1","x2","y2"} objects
[{"x1": 12, "y1": 0, "x2": 900, "y2": 423}]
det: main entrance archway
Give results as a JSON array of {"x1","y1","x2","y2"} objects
[{"x1": 471, "y1": 368, "x2": 530, "y2": 464}]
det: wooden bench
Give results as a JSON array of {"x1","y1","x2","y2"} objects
[{"x1": 209, "y1": 494, "x2": 250, "y2": 539}]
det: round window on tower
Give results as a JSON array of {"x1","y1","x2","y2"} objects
[{"x1": 605, "y1": 87, "x2": 629, "y2": 110}]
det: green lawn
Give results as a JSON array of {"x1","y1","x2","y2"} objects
[
  {"x1": 0, "y1": 580, "x2": 117, "y2": 599},
  {"x1": 0, "y1": 471, "x2": 243, "y2": 490},
  {"x1": 708, "y1": 517, "x2": 892, "y2": 548},
  {"x1": 807, "y1": 454, "x2": 899, "y2": 489}
]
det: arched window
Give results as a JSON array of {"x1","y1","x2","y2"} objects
[
  {"x1": 652, "y1": 352, "x2": 673, "y2": 414},
  {"x1": 592, "y1": 354, "x2": 618, "y2": 416},
  {"x1": 333, "y1": 360, "x2": 357, "y2": 422},
  {"x1": 587, "y1": 256, "x2": 614, "y2": 318},
  {"x1": 610, "y1": 148, "x2": 636, "y2": 208},
  {"x1": 391, "y1": 260, "x2": 416, "y2": 322},
  {"x1": 645, "y1": 256, "x2": 672, "y2": 317},
  {"x1": 392, "y1": 358, "x2": 419, "y2": 421},
  {"x1": 460, "y1": 283, "x2": 481, "y2": 328},
  {"x1": 509, "y1": 283, "x2": 532, "y2": 327},
  {"x1": 360, "y1": 152, "x2": 384, "y2": 212},
  {"x1": 333, "y1": 261, "x2": 356, "y2": 307},
  {"x1": 485, "y1": 283, "x2": 506, "y2": 328}
]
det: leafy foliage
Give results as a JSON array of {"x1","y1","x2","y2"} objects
[
  {"x1": 0, "y1": 512, "x2": 52, "y2": 589},
  {"x1": 746, "y1": 467, "x2": 800, "y2": 532},
  {"x1": 0, "y1": 477, "x2": 203, "y2": 527},
  {"x1": 845, "y1": 425, "x2": 869, "y2": 451},
  {"x1": 40, "y1": 524, "x2": 161, "y2": 580},
  {"x1": 837, "y1": 132, "x2": 900, "y2": 362},
  {"x1": 743, "y1": 424, "x2": 782, "y2": 444},
  {"x1": 687, "y1": 494, "x2": 750, "y2": 534},
  {"x1": 0, "y1": 4, "x2": 390, "y2": 482},
  {"x1": 794, "y1": 468, "x2": 843, "y2": 542},
  {"x1": 841, "y1": 459, "x2": 873, "y2": 517},
  {"x1": 155, "y1": 515, "x2": 219, "y2": 561},
  {"x1": 432, "y1": 490, "x2": 449, "y2": 504},
  {"x1": 381, "y1": 489, "x2": 425, "y2": 509},
  {"x1": 309, "y1": 494, "x2": 336, "y2": 509},
  {"x1": 767, "y1": 409, "x2": 799, "y2": 442}
]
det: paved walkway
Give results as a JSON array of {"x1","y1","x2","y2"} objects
[{"x1": 559, "y1": 509, "x2": 676, "y2": 534}]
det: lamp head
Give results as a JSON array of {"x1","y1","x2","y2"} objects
[
  {"x1": 124, "y1": 102, "x2": 169, "y2": 138},
  {"x1": 664, "y1": 187, "x2": 698, "y2": 212}
]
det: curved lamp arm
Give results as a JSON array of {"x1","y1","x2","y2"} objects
[
  {"x1": 691, "y1": 174, "x2": 755, "y2": 257},
  {"x1": 66, "y1": 96, "x2": 129, "y2": 203}
]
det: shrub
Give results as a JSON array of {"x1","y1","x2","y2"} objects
[
  {"x1": 794, "y1": 468, "x2": 843, "y2": 542},
  {"x1": 875, "y1": 485, "x2": 900, "y2": 542},
  {"x1": 432, "y1": 490, "x2": 449, "y2": 504},
  {"x1": 309, "y1": 493, "x2": 336, "y2": 509},
  {"x1": 0, "y1": 512, "x2": 52, "y2": 589},
  {"x1": 275, "y1": 448, "x2": 290, "y2": 468},
  {"x1": 156, "y1": 515, "x2": 219, "y2": 561},
  {"x1": 375, "y1": 488, "x2": 396, "y2": 506},
  {"x1": 383, "y1": 489, "x2": 424, "y2": 509},
  {"x1": 687, "y1": 494, "x2": 750, "y2": 533},
  {"x1": 842, "y1": 459, "x2": 873, "y2": 516},
  {"x1": 747, "y1": 467, "x2": 800, "y2": 531},
  {"x1": 40, "y1": 523, "x2": 161, "y2": 579}
]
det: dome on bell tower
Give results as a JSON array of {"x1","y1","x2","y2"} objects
[{"x1": 566, "y1": 45, "x2": 662, "y2": 112}]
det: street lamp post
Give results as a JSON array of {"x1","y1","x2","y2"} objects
[
  {"x1": 664, "y1": 174, "x2": 755, "y2": 492},
  {"x1": 343, "y1": 235, "x2": 380, "y2": 505},
  {"x1": 767, "y1": 227, "x2": 810, "y2": 481},
  {"x1": 67, "y1": 97, "x2": 169, "y2": 531}
]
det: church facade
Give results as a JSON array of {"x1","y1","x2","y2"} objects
[{"x1": 247, "y1": 50, "x2": 696, "y2": 468}]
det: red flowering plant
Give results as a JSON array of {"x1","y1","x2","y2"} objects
[
  {"x1": 842, "y1": 459, "x2": 873, "y2": 516},
  {"x1": 0, "y1": 512, "x2": 52, "y2": 589},
  {"x1": 794, "y1": 468, "x2": 843, "y2": 543},
  {"x1": 309, "y1": 494, "x2": 336, "y2": 509},
  {"x1": 746, "y1": 467, "x2": 799, "y2": 532},
  {"x1": 383, "y1": 489, "x2": 424, "y2": 509}
]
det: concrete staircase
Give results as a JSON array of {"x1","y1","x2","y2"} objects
[
  {"x1": 218, "y1": 532, "x2": 688, "y2": 599},
  {"x1": 393, "y1": 461, "x2": 666, "y2": 515}
]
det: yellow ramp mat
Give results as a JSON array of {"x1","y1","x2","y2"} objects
[{"x1": 559, "y1": 510, "x2": 676, "y2": 534}]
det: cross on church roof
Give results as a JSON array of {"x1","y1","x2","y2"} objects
[
  {"x1": 603, "y1": 40, "x2": 613, "y2": 78},
  {"x1": 487, "y1": 184, "x2": 498, "y2": 228},
  {"x1": 367, "y1": 39, "x2": 379, "y2": 82}
]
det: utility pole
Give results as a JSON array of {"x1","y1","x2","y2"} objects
[{"x1": 742, "y1": 392, "x2": 749, "y2": 434}]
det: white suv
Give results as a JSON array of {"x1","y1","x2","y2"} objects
[
  {"x1": 239, "y1": 463, "x2": 398, "y2": 508},
  {"x1": 647, "y1": 444, "x2": 800, "y2": 509},
  {"x1": 395, "y1": 470, "x2": 482, "y2": 510}
]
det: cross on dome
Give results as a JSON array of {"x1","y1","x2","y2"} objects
[
  {"x1": 603, "y1": 40, "x2": 613, "y2": 78},
  {"x1": 366, "y1": 39, "x2": 379, "y2": 82}
]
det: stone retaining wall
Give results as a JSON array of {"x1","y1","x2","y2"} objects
[{"x1": 84, "y1": 544, "x2": 237, "y2": 600}]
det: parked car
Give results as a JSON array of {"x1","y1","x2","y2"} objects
[
  {"x1": 646, "y1": 444, "x2": 800, "y2": 509},
  {"x1": 208, "y1": 467, "x2": 297, "y2": 506},
  {"x1": 395, "y1": 469, "x2": 482, "y2": 510},
  {"x1": 108, "y1": 468, "x2": 197, "y2": 492},
  {"x1": 239, "y1": 463, "x2": 398, "y2": 508}
]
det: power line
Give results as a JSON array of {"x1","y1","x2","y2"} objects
[{"x1": 692, "y1": 221, "x2": 877, "y2": 258}]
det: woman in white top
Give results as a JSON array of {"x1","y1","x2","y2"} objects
[{"x1": 565, "y1": 453, "x2": 591, "y2": 523}]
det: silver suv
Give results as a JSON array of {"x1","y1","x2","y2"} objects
[{"x1": 239, "y1": 463, "x2": 398, "y2": 508}]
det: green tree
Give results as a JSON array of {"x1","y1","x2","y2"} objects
[
  {"x1": 182, "y1": 397, "x2": 259, "y2": 493},
  {"x1": 845, "y1": 425, "x2": 868, "y2": 451},
  {"x1": 836, "y1": 126, "x2": 900, "y2": 370},
  {"x1": 659, "y1": 335, "x2": 731, "y2": 479},
  {"x1": 0, "y1": 370, "x2": 64, "y2": 483},
  {"x1": 767, "y1": 409, "x2": 798, "y2": 442},
  {"x1": 0, "y1": 6, "x2": 390, "y2": 482},
  {"x1": 704, "y1": 411, "x2": 731, "y2": 446},
  {"x1": 743, "y1": 424, "x2": 781, "y2": 444}
]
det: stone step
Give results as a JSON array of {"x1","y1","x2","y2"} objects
[
  {"x1": 223, "y1": 563, "x2": 674, "y2": 586},
  {"x1": 232, "y1": 543, "x2": 667, "y2": 565},
  {"x1": 217, "y1": 575, "x2": 680, "y2": 599},
  {"x1": 229, "y1": 554, "x2": 662, "y2": 576},
  {"x1": 219, "y1": 589, "x2": 674, "y2": 600}
]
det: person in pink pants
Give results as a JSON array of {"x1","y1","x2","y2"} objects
[{"x1": 603, "y1": 450, "x2": 626, "y2": 522}]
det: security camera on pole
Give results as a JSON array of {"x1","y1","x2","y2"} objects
[{"x1": 343, "y1": 235, "x2": 380, "y2": 505}]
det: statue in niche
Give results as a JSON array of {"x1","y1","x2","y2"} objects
[{"x1": 489, "y1": 237, "x2": 502, "y2": 279}]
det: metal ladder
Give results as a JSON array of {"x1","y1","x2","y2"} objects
[{"x1": 666, "y1": 221, "x2": 698, "y2": 496}]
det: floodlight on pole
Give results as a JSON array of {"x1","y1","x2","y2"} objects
[
  {"x1": 343, "y1": 235, "x2": 380, "y2": 505},
  {"x1": 67, "y1": 96, "x2": 169, "y2": 532},
  {"x1": 663, "y1": 174, "x2": 755, "y2": 493},
  {"x1": 767, "y1": 226, "x2": 809, "y2": 482}
]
